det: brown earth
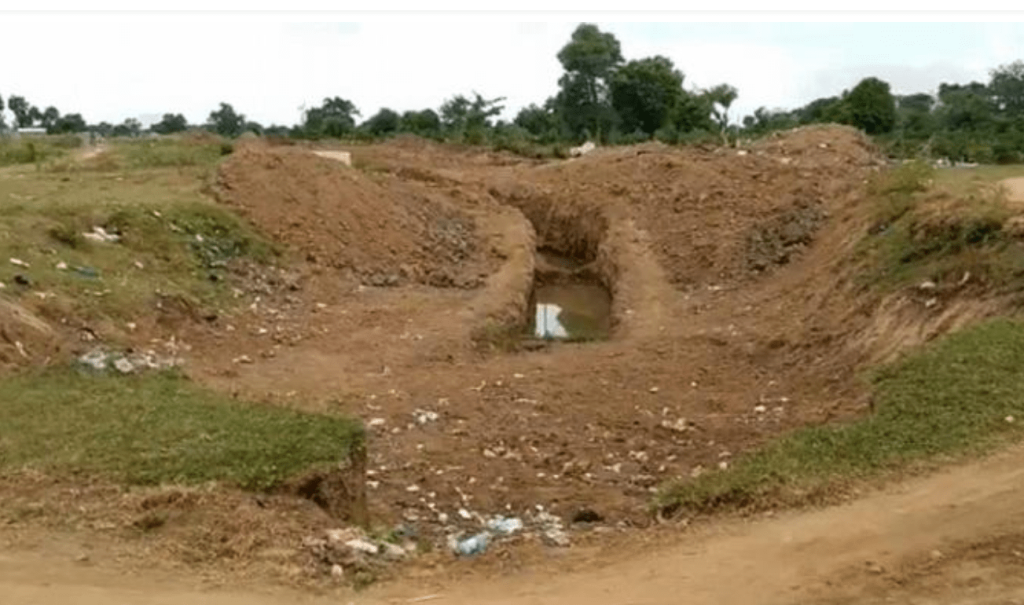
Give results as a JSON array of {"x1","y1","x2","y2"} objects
[
  {"x1": 7, "y1": 444, "x2": 1024, "y2": 604},
  {"x1": 5, "y1": 125, "x2": 1024, "y2": 597}
]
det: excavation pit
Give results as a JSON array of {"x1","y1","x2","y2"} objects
[{"x1": 525, "y1": 250, "x2": 612, "y2": 342}]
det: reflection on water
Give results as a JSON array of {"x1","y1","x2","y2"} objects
[{"x1": 529, "y1": 283, "x2": 612, "y2": 340}]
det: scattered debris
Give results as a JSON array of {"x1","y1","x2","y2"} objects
[
  {"x1": 76, "y1": 346, "x2": 181, "y2": 374},
  {"x1": 82, "y1": 226, "x2": 120, "y2": 243},
  {"x1": 452, "y1": 532, "x2": 490, "y2": 557},
  {"x1": 413, "y1": 408, "x2": 440, "y2": 425}
]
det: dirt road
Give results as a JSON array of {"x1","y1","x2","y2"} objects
[{"x1": 7, "y1": 445, "x2": 1024, "y2": 605}]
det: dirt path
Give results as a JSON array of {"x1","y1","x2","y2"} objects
[{"x1": 7, "y1": 446, "x2": 1024, "y2": 605}]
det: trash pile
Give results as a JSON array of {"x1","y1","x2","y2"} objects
[
  {"x1": 76, "y1": 345, "x2": 182, "y2": 374},
  {"x1": 446, "y1": 506, "x2": 570, "y2": 557},
  {"x1": 302, "y1": 526, "x2": 414, "y2": 582}
]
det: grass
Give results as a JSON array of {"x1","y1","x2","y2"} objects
[
  {"x1": 656, "y1": 318, "x2": 1024, "y2": 515},
  {"x1": 0, "y1": 135, "x2": 82, "y2": 167},
  {"x1": 856, "y1": 161, "x2": 1024, "y2": 292},
  {"x1": 0, "y1": 150, "x2": 275, "y2": 325},
  {"x1": 0, "y1": 368, "x2": 364, "y2": 491}
]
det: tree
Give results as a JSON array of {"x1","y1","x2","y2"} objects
[
  {"x1": 363, "y1": 107, "x2": 401, "y2": 137},
  {"x1": 555, "y1": 23, "x2": 624, "y2": 141},
  {"x1": 49, "y1": 113, "x2": 86, "y2": 134},
  {"x1": 207, "y1": 102, "x2": 245, "y2": 138},
  {"x1": 705, "y1": 84, "x2": 739, "y2": 143},
  {"x1": 610, "y1": 55, "x2": 685, "y2": 137},
  {"x1": 112, "y1": 118, "x2": 142, "y2": 137},
  {"x1": 152, "y1": 113, "x2": 188, "y2": 134},
  {"x1": 440, "y1": 93, "x2": 504, "y2": 143},
  {"x1": 40, "y1": 106, "x2": 60, "y2": 130},
  {"x1": 92, "y1": 122, "x2": 114, "y2": 137},
  {"x1": 28, "y1": 106, "x2": 42, "y2": 126},
  {"x1": 7, "y1": 95, "x2": 32, "y2": 127},
  {"x1": 400, "y1": 109, "x2": 441, "y2": 137},
  {"x1": 301, "y1": 97, "x2": 360, "y2": 138},
  {"x1": 844, "y1": 77, "x2": 897, "y2": 135},
  {"x1": 514, "y1": 101, "x2": 561, "y2": 139},
  {"x1": 989, "y1": 60, "x2": 1024, "y2": 117}
]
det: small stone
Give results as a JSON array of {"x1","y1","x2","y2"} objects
[
  {"x1": 368, "y1": 418, "x2": 386, "y2": 427},
  {"x1": 866, "y1": 562, "x2": 885, "y2": 575},
  {"x1": 930, "y1": 549, "x2": 944, "y2": 560},
  {"x1": 754, "y1": 405, "x2": 767, "y2": 414},
  {"x1": 9, "y1": 257, "x2": 29, "y2": 268},
  {"x1": 649, "y1": 386, "x2": 659, "y2": 394},
  {"x1": 406, "y1": 485, "x2": 421, "y2": 493},
  {"x1": 330, "y1": 564, "x2": 345, "y2": 579},
  {"x1": 1007, "y1": 416, "x2": 1016, "y2": 424},
  {"x1": 112, "y1": 358, "x2": 135, "y2": 374},
  {"x1": 232, "y1": 355, "x2": 254, "y2": 364},
  {"x1": 718, "y1": 461, "x2": 729, "y2": 470},
  {"x1": 345, "y1": 539, "x2": 379, "y2": 555},
  {"x1": 918, "y1": 280, "x2": 937, "y2": 291},
  {"x1": 56, "y1": 261, "x2": 68, "y2": 270},
  {"x1": 458, "y1": 508, "x2": 472, "y2": 520},
  {"x1": 74, "y1": 553, "x2": 90, "y2": 563},
  {"x1": 924, "y1": 297, "x2": 938, "y2": 308}
]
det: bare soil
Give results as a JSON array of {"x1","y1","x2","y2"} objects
[
  {"x1": 5, "y1": 126, "x2": 1024, "y2": 600},
  {"x1": 8, "y1": 444, "x2": 1024, "y2": 604}
]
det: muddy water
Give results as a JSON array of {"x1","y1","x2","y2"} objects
[{"x1": 528, "y1": 283, "x2": 612, "y2": 340}]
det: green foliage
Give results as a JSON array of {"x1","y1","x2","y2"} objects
[
  {"x1": 610, "y1": 55, "x2": 685, "y2": 137},
  {"x1": 440, "y1": 92, "x2": 505, "y2": 143},
  {"x1": 7, "y1": 95, "x2": 32, "y2": 127},
  {"x1": 112, "y1": 118, "x2": 142, "y2": 138},
  {"x1": 990, "y1": 60, "x2": 1024, "y2": 117},
  {"x1": 363, "y1": 107, "x2": 401, "y2": 137},
  {"x1": 844, "y1": 77, "x2": 898, "y2": 135},
  {"x1": 657, "y1": 318, "x2": 1024, "y2": 514},
  {"x1": 400, "y1": 109, "x2": 441, "y2": 138},
  {"x1": 0, "y1": 369, "x2": 364, "y2": 491},
  {"x1": 207, "y1": 102, "x2": 246, "y2": 138},
  {"x1": 49, "y1": 113, "x2": 86, "y2": 134},
  {"x1": 555, "y1": 23, "x2": 624, "y2": 142},
  {"x1": 152, "y1": 113, "x2": 188, "y2": 135},
  {"x1": 301, "y1": 96, "x2": 360, "y2": 139}
]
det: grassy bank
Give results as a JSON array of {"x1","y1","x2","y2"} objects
[
  {"x1": 657, "y1": 318, "x2": 1024, "y2": 514},
  {"x1": 0, "y1": 368, "x2": 364, "y2": 490}
]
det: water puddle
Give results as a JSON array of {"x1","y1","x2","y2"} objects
[{"x1": 527, "y1": 283, "x2": 612, "y2": 341}]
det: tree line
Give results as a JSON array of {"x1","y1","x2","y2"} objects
[{"x1": 3, "y1": 23, "x2": 1024, "y2": 163}]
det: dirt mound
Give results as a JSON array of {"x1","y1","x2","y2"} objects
[
  {"x1": 498, "y1": 125, "x2": 880, "y2": 289},
  {"x1": 214, "y1": 145, "x2": 494, "y2": 288},
  {"x1": 0, "y1": 299, "x2": 61, "y2": 371}
]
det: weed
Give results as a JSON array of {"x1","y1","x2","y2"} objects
[{"x1": 656, "y1": 318, "x2": 1024, "y2": 515}]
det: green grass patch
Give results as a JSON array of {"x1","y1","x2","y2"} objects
[
  {"x1": 656, "y1": 318, "x2": 1024, "y2": 515},
  {"x1": 0, "y1": 135, "x2": 81, "y2": 167},
  {"x1": 0, "y1": 163, "x2": 275, "y2": 324},
  {"x1": 855, "y1": 162, "x2": 1024, "y2": 291},
  {"x1": 0, "y1": 368, "x2": 364, "y2": 491}
]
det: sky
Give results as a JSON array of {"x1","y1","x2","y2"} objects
[{"x1": 1, "y1": 19, "x2": 1023, "y2": 129}]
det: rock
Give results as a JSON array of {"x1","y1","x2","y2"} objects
[
  {"x1": 1007, "y1": 416, "x2": 1016, "y2": 424},
  {"x1": 542, "y1": 528, "x2": 570, "y2": 547},
  {"x1": 382, "y1": 542, "x2": 407, "y2": 560},
  {"x1": 9, "y1": 258, "x2": 29, "y2": 267},
  {"x1": 866, "y1": 561, "x2": 885, "y2": 575},
  {"x1": 754, "y1": 405, "x2": 767, "y2": 413},
  {"x1": 413, "y1": 409, "x2": 439, "y2": 425},
  {"x1": 345, "y1": 538, "x2": 379, "y2": 555},
  {"x1": 918, "y1": 280, "x2": 937, "y2": 291},
  {"x1": 649, "y1": 386, "x2": 659, "y2": 394},
  {"x1": 13, "y1": 274, "x2": 30, "y2": 286},
  {"x1": 331, "y1": 564, "x2": 345, "y2": 579},
  {"x1": 112, "y1": 357, "x2": 136, "y2": 374},
  {"x1": 659, "y1": 418, "x2": 690, "y2": 433},
  {"x1": 232, "y1": 355, "x2": 254, "y2": 364}
]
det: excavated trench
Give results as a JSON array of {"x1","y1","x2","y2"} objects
[{"x1": 527, "y1": 249, "x2": 613, "y2": 341}]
